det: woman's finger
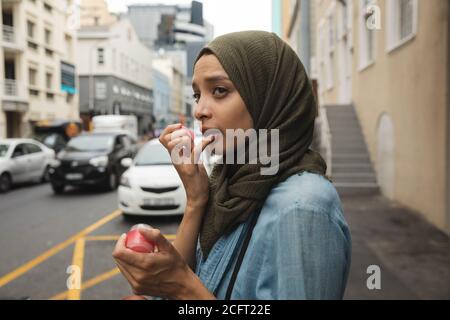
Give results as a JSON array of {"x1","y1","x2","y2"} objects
[
  {"x1": 160, "y1": 123, "x2": 182, "y2": 138},
  {"x1": 138, "y1": 227, "x2": 173, "y2": 253},
  {"x1": 170, "y1": 128, "x2": 191, "y2": 140},
  {"x1": 167, "y1": 136, "x2": 191, "y2": 150},
  {"x1": 113, "y1": 233, "x2": 127, "y2": 256},
  {"x1": 193, "y1": 135, "x2": 216, "y2": 164},
  {"x1": 115, "y1": 260, "x2": 139, "y2": 288}
]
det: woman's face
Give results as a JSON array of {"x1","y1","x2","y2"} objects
[{"x1": 192, "y1": 53, "x2": 254, "y2": 154}]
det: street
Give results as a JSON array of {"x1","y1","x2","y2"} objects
[
  {"x1": 1, "y1": 179, "x2": 450, "y2": 300},
  {"x1": 0, "y1": 182, "x2": 181, "y2": 300}
]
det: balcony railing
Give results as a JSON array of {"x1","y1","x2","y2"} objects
[
  {"x1": 4, "y1": 79, "x2": 18, "y2": 96},
  {"x1": 2, "y1": 25, "x2": 15, "y2": 44},
  {"x1": 2, "y1": 79, "x2": 27, "y2": 100}
]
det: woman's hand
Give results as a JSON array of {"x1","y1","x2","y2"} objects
[
  {"x1": 112, "y1": 225, "x2": 215, "y2": 300},
  {"x1": 159, "y1": 123, "x2": 215, "y2": 208}
]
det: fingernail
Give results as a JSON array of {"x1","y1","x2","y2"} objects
[{"x1": 137, "y1": 224, "x2": 152, "y2": 230}]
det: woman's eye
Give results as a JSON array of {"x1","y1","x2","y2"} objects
[
  {"x1": 192, "y1": 93, "x2": 200, "y2": 103},
  {"x1": 213, "y1": 87, "x2": 228, "y2": 97}
]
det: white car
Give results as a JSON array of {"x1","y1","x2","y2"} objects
[
  {"x1": 0, "y1": 138, "x2": 56, "y2": 193},
  {"x1": 118, "y1": 139, "x2": 187, "y2": 217}
]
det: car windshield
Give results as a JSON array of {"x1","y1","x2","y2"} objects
[
  {"x1": 34, "y1": 133, "x2": 59, "y2": 147},
  {"x1": 66, "y1": 135, "x2": 114, "y2": 152},
  {"x1": 0, "y1": 144, "x2": 9, "y2": 157},
  {"x1": 134, "y1": 144, "x2": 172, "y2": 166}
]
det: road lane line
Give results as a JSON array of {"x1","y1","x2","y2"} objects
[
  {"x1": 0, "y1": 209, "x2": 122, "y2": 288},
  {"x1": 49, "y1": 233, "x2": 177, "y2": 300},
  {"x1": 50, "y1": 268, "x2": 121, "y2": 300},
  {"x1": 67, "y1": 238, "x2": 85, "y2": 300}
]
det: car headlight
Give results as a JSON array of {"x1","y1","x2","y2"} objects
[
  {"x1": 89, "y1": 155, "x2": 108, "y2": 167},
  {"x1": 120, "y1": 174, "x2": 131, "y2": 188},
  {"x1": 50, "y1": 159, "x2": 61, "y2": 168}
]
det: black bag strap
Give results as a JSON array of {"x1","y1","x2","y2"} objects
[{"x1": 225, "y1": 209, "x2": 262, "y2": 300}]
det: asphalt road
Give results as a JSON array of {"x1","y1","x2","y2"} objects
[
  {"x1": 0, "y1": 182, "x2": 182, "y2": 300},
  {"x1": 1, "y1": 180, "x2": 449, "y2": 300}
]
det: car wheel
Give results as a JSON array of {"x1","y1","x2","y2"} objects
[
  {"x1": 51, "y1": 183, "x2": 65, "y2": 194},
  {"x1": 41, "y1": 166, "x2": 51, "y2": 183},
  {"x1": 0, "y1": 173, "x2": 12, "y2": 193}
]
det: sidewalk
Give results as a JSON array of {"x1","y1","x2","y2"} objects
[{"x1": 342, "y1": 193, "x2": 450, "y2": 300}]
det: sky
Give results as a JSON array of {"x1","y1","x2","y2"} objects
[{"x1": 106, "y1": 0, "x2": 273, "y2": 37}]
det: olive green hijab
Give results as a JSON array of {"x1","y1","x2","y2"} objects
[{"x1": 194, "y1": 31, "x2": 327, "y2": 258}]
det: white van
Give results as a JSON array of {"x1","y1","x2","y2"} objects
[{"x1": 92, "y1": 115, "x2": 138, "y2": 141}]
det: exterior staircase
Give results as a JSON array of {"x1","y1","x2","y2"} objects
[{"x1": 324, "y1": 104, "x2": 379, "y2": 195}]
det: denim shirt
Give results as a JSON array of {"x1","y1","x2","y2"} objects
[{"x1": 194, "y1": 172, "x2": 352, "y2": 300}]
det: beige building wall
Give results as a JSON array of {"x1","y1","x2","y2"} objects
[
  {"x1": 80, "y1": 0, "x2": 117, "y2": 27},
  {"x1": 315, "y1": 0, "x2": 450, "y2": 234},
  {"x1": 0, "y1": 0, "x2": 79, "y2": 139}
]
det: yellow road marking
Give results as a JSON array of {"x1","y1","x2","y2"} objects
[
  {"x1": 48, "y1": 233, "x2": 177, "y2": 300},
  {"x1": 0, "y1": 209, "x2": 122, "y2": 288},
  {"x1": 50, "y1": 268, "x2": 121, "y2": 300},
  {"x1": 67, "y1": 238, "x2": 85, "y2": 300}
]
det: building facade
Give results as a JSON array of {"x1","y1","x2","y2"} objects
[
  {"x1": 152, "y1": 51, "x2": 187, "y2": 126},
  {"x1": 310, "y1": 0, "x2": 450, "y2": 235},
  {"x1": 0, "y1": 0, "x2": 79, "y2": 139},
  {"x1": 79, "y1": 0, "x2": 117, "y2": 27},
  {"x1": 152, "y1": 66, "x2": 171, "y2": 130},
  {"x1": 124, "y1": 1, "x2": 214, "y2": 128},
  {"x1": 76, "y1": 18, "x2": 153, "y2": 134},
  {"x1": 127, "y1": 1, "x2": 213, "y2": 51}
]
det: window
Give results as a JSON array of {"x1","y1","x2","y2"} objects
[
  {"x1": 97, "y1": 48, "x2": 105, "y2": 65},
  {"x1": 13, "y1": 144, "x2": 27, "y2": 157},
  {"x1": 25, "y1": 143, "x2": 42, "y2": 154},
  {"x1": 45, "y1": 29, "x2": 51, "y2": 45},
  {"x1": 45, "y1": 48, "x2": 53, "y2": 57},
  {"x1": 46, "y1": 72, "x2": 52, "y2": 90},
  {"x1": 44, "y1": 2, "x2": 52, "y2": 13},
  {"x1": 386, "y1": 0, "x2": 418, "y2": 52},
  {"x1": 95, "y1": 82, "x2": 107, "y2": 100},
  {"x1": 359, "y1": 0, "x2": 376, "y2": 70},
  {"x1": 121, "y1": 136, "x2": 131, "y2": 149},
  {"x1": 28, "y1": 68, "x2": 37, "y2": 86},
  {"x1": 65, "y1": 35, "x2": 73, "y2": 59},
  {"x1": 27, "y1": 20, "x2": 35, "y2": 38}
]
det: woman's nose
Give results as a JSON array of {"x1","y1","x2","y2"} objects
[{"x1": 194, "y1": 101, "x2": 212, "y2": 121}]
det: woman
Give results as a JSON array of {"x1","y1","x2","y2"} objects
[{"x1": 113, "y1": 31, "x2": 351, "y2": 300}]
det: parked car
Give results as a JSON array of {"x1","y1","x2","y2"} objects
[
  {"x1": 0, "y1": 139, "x2": 56, "y2": 193},
  {"x1": 118, "y1": 139, "x2": 186, "y2": 217},
  {"x1": 48, "y1": 132, "x2": 137, "y2": 194}
]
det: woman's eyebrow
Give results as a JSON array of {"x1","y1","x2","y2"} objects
[{"x1": 192, "y1": 75, "x2": 231, "y2": 89}]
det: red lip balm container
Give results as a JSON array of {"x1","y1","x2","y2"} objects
[{"x1": 125, "y1": 225, "x2": 155, "y2": 253}]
